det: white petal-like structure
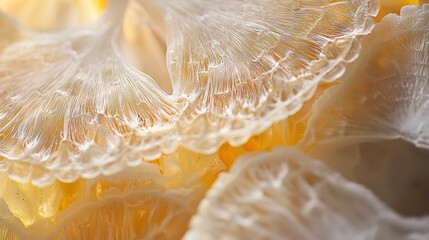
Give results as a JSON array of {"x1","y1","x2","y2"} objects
[
  {"x1": 0, "y1": 0, "x2": 179, "y2": 186},
  {"x1": 184, "y1": 148, "x2": 429, "y2": 240},
  {"x1": 0, "y1": 0, "x2": 378, "y2": 185},
  {"x1": 162, "y1": 0, "x2": 378, "y2": 151},
  {"x1": 302, "y1": 4, "x2": 429, "y2": 216},
  {"x1": 304, "y1": 4, "x2": 429, "y2": 148}
]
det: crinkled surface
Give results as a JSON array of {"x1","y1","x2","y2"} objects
[
  {"x1": 184, "y1": 148, "x2": 429, "y2": 240},
  {"x1": 1, "y1": 2, "x2": 429, "y2": 239},
  {"x1": 0, "y1": 164, "x2": 205, "y2": 240},
  {"x1": 301, "y1": 4, "x2": 429, "y2": 216},
  {"x1": 50, "y1": 183, "x2": 203, "y2": 240},
  {"x1": 303, "y1": 4, "x2": 429, "y2": 148},
  {"x1": 0, "y1": 0, "x2": 378, "y2": 185},
  {"x1": 163, "y1": 0, "x2": 378, "y2": 152}
]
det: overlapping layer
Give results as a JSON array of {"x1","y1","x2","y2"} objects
[
  {"x1": 0, "y1": 0, "x2": 378, "y2": 185},
  {"x1": 185, "y1": 148, "x2": 429, "y2": 240},
  {"x1": 162, "y1": 0, "x2": 378, "y2": 152},
  {"x1": 0, "y1": 157, "x2": 212, "y2": 239},
  {"x1": 302, "y1": 4, "x2": 429, "y2": 216}
]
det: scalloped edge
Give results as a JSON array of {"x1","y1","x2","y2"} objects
[
  {"x1": 178, "y1": 0, "x2": 379, "y2": 153},
  {"x1": 184, "y1": 147, "x2": 429, "y2": 240},
  {"x1": 0, "y1": 0, "x2": 379, "y2": 186},
  {"x1": 301, "y1": 3, "x2": 429, "y2": 149}
]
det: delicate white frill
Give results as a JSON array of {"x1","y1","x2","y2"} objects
[
  {"x1": 0, "y1": 0, "x2": 378, "y2": 185},
  {"x1": 185, "y1": 147, "x2": 429, "y2": 240}
]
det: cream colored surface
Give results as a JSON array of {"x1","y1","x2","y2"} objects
[{"x1": 0, "y1": 0, "x2": 105, "y2": 30}]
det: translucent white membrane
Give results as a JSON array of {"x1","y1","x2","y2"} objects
[
  {"x1": 120, "y1": 0, "x2": 171, "y2": 93},
  {"x1": 0, "y1": 0, "x2": 378, "y2": 185},
  {"x1": 0, "y1": 0, "x2": 180, "y2": 186},
  {"x1": 303, "y1": 4, "x2": 429, "y2": 149},
  {"x1": 184, "y1": 148, "x2": 429, "y2": 240},
  {"x1": 301, "y1": 4, "x2": 429, "y2": 215},
  {"x1": 162, "y1": 0, "x2": 378, "y2": 152}
]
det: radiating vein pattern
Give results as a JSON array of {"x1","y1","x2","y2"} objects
[
  {"x1": 185, "y1": 148, "x2": 429, "y2": 240},
  {"x1": 0, "y1": 0, "x2": 378, "y2": 184}
]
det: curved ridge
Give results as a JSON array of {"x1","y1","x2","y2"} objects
[
  {"x1": 0, "y1": 0, "x2": 379, "y2": 185},
  {"x1": 164, "y1": 0, "x2": 379, "y2": 152},
  {"x1": 184, "y1": 147, "x2": 429, "y2": 240},
  {"x1": 302, "y1": 4, "x2": 429, "y2": 148}
]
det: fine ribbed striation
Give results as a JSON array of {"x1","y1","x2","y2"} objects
[
  {"x1": 185, "y1": 148, "x2": 429, "y2": 240},
  {"x1": 0, "y1": 163, "x2": 206, "y2": 240},
  {"x1": 302, "y1": 4, "x2": 429, "y2": 216},
  {"x1": 162, "y1": 0, "x2": 379, "y2": 152},
  {"x1": 0, "y1": 0, "x2": 180, "y2": 186},
  {"x1": 50, "y1": 178, "x2": 204, "y2": 240},
  {"x1": 0, "y1": 0, "x2": 378, "y2": 185},
  {"x1": 304, "y1": 4, "x2": 429, "y2": 148}
]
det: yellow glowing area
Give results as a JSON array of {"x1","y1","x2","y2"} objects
[
  {"x1": 0, "y1": 147, "x2": 226, "y2": 239},
  {"x1": 376, "y1": 0, "x2": 419, "y2": 21},
  {"x1": 0, "y1": 0, "x2": 106, "y2": 30},
  {"x1": 93, "y1": 0, "x2": 107, "y2": 13}
]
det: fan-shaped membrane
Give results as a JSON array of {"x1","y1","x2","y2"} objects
[
  {"x1": 0, "y1": 0, "x2": 179, "y2": 185},
  {"x1": 304, "y1": 4, "x2": 429, "y2": 147},
  {"x1": 163, "y1": 0, "x2": 378, "y2": 152},
  {"x1": 0, "y1": 0, "x2": 378, "y2": 185},
  {"x1": 302, "y1": 4, "x2": 429, "y2": 216},
  {"x1": 184, "y1": 148, "x2": 429, "y2": 240}
]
